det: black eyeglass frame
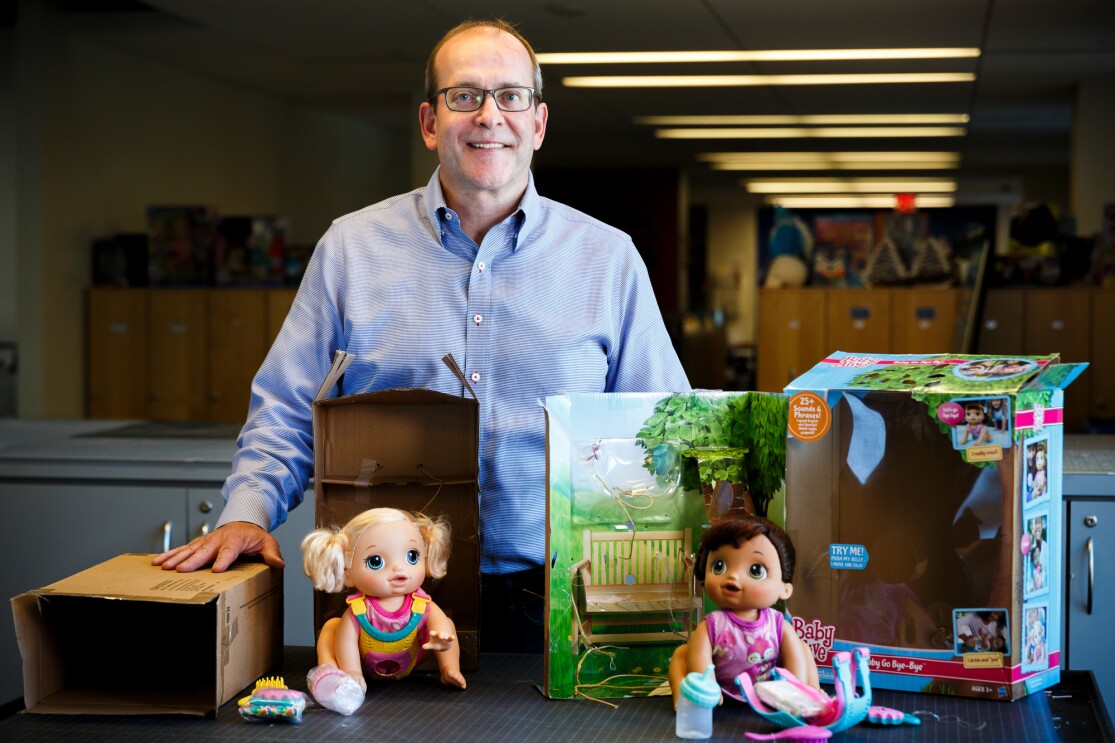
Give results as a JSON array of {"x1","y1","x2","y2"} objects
[{"x1": 429, "y1": 86, "x2": 540, "y2": 112}]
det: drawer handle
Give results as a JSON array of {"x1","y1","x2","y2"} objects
[
  {"x1": 199, "y1": 523, "x2": 211, "y2": 537},
  {"x1": 163, "y1": 520, "x2": 172, "y2": 553},
  {"x1": 1087, "y1": 536, "x2": 1094, "y2": 616}
]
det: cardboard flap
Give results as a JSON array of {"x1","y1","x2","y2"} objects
[
  {"x1": 34, "y1": 554, "x2": 268, "y2": 604},
  {"x1": 1026, "y1": 361, "x2": 1089, "y2": 392},
  {"x1": 314, "y1": 350, "x2": 354, "y2": 402}
]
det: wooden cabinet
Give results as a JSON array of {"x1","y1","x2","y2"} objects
[
  {"x1": 87, "y1": 289, "x2": 148, "y2": 419},
  {"x1": 147, "y1": 290, "x2": 208, "y2": 420},
  {"x1": 757, "y1": 289, "x2": 827, "y2": 392},
  {"x1": 207, "y1": 290, "x2": 267, "y2": 422},
  {"x1": 826, "y1": 289, "x2": 892, "y2": 353},
  {"x1": 891, "y1": 289, "x2": 962, "y2": 354},
  {"x1": 758, "y1": 288, "x2": 962, "y2": 391},
  {"x1": 976, "y1": 288, "x2": 1025, "y2": 356},
  {"x1": 88, "y1": 288, "x2": 297, "y2": 422},
  {"x1": 1025, "y1": 289, "x2": 1091, "y2": 432}
]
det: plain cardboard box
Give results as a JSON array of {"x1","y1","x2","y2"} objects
[
  {"x1": 784, "y1": 351, "x2": 1086, "y2": 701},
  {"x1": 311, "y1": 353, "x2": 480, "y2": 670},
  {"x1": 11, "y1": 553, "x2": 281, "y2": 716}
]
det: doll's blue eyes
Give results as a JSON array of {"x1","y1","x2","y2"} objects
[
  {"x1": 406, "y1": 549, "x2": 420, "y2": 565},
  {"x1": 711, "y1": 559, "x2": 727, "y2": 575},
  {"x1": 365, "y1": 555, "x2": 384, "y2": 570},
  {"x1": 749, "y1": 563, "x2": 768, "y2": 579}
]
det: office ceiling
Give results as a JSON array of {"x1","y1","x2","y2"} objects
[{"x1": 49, "y1": 0, "x2": 1115, "y2": 202}]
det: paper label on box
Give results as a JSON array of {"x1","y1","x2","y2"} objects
[{"x1": 788, "y1": 392, "x2": 831, "y2": 441}]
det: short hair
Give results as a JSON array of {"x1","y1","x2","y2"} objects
[
  {"x1": 694, "y1": 517, "x2": 797, "y2": 583},
  {"x1": 965, "y1": 402, "x2": 985, "y2": 412},
  {"x1": 301, "y1": 507, "x2": 452, "y2": 593},
  {"x1": 424, "y1": 18, "x2": 543, "y2": 104}
]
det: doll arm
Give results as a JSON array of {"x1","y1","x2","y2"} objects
[
  {"x1": 780, "y1": 618, "x2": 820, "y2": 689},
  {"x1": 333, "y1": 611, "x2": 366, "y2": 688},
  {"x1": 422, "y1": 601, "x2": 458, "y2": 652},
  {"x1": 686, "y1": 619, "x2": 715, "y2": 677}
]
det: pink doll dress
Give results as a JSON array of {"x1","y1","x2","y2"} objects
[
  {"x1": 346, "y1": 588, "x2": 431, "y2": 680},
  {"x1": 705, "y1": 607, "x2": 783, "y2": 700}
]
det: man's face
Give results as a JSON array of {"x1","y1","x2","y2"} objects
[{"x1": 419, "y1": 28, "x2": 548, "y2": 209}]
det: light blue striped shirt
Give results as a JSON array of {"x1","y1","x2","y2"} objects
[{"x1": 217, "y1": 168, "x2": 690, "y2": 573}]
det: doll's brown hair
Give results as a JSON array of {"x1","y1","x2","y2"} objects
[{"x1": 694, "y1": 517, "x2": 797, "y2": 583}]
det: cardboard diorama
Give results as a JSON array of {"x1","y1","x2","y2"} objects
[
  {"x1": 544, "y1": 391, "x2": 789, "y2": 700},
  {"x1": 11, "y1": 553, "x2": 281, "y2": 716},
  {"x1": 311, "y1": 352, "x2": 480, "y2": 671},
  {"x1": 784, "y1": 352, "x2": 1086, "y2": 701}
]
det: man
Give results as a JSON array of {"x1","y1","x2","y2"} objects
[{"x1": 154, "y1": 19, "x2": 689, "y2": 650}]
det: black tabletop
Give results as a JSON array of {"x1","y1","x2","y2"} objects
[{"x1": 1, "y1": 648, "x2": 1110, "y2": 742}]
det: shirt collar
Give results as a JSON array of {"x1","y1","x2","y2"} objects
[{"x1": 422, "y1": 167, "x2": 537, "y2": 252}]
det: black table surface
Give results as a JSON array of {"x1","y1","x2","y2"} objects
[{"x1": 1, "y1": 648, "x2": 1111, "y2": 742}]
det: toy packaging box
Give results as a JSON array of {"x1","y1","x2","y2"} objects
[
  {"x1": 543, "y1": 391, "x2": 789, "y2": 700},
  {"x1": 311, "y1": 352, "x2": 480, "y2": 671},
  {"x1": 11, "y1": 553, "x2": 281, "y2": 716},
  {"x1": 783, "y1": 352, "x2": 1086, "y2": 701}
]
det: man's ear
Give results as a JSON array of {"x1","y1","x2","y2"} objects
[
  {"x1": 419, "y1": 101, "x2": 438, "y2": 152},
  {"x1": 532, "y1": 101, "x2": 549, "y2": 151}
]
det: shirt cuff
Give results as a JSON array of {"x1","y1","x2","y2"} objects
[{"x1": 215, "y1": 490, "x2": 277, "y2": 532}]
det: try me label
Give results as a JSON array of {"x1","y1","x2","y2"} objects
[{"x1": 830, "y1": 543, "x2": 869, "y2": 570}]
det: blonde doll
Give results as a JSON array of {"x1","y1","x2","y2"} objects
[{"x1": 302, "y1": 508, "x2": 465, "y2": 715}]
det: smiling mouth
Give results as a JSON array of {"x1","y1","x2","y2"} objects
[{"x1": 469, "y1": 143, "x2": 507, "y2": 149}]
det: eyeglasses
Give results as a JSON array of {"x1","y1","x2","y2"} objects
[{"x1": 431, "y1": 86, "x2": 537, "y2": 112}]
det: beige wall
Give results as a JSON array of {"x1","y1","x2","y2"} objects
[
  {"x1": 694, "y1": 191, "x2": 760, "y2": 347},
  {"x1": 8, "y1": 11, "x2": 410, "y2": 418},
  {"x1": 1072, "y1": 80, "x2": 1115, "y2": 236}
]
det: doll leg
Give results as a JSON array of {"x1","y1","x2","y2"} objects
[
  {"x1": 307, "y1": 618, "x2": 365, "y2": 715},
  {"x1": 667, "y1": 644, "x2": 689, "y2": 708}
]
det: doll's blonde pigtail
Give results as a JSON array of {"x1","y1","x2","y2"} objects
[
  {"x1": 414, "y1": 513, "x2": 452, "y2": 579},
  {"x1": 301, "y1": 526, "x2": 351, "y2": 594}
]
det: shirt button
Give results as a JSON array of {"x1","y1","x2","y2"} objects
[
  {"x1": 444, "y1": 212, "x2": 454, "y2": 221},
  {"x1": 471, "y1": 371, "x2": 480, "y2": 383},
  {"x1": 477, "y1": 261, "x2": 486, "y2": 272},
  {"x1": 473, "y1": 314, "x2": 483, "y2": 325}
]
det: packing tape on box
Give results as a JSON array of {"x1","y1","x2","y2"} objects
[{"x1": 354, "y1": 458, "x2": 378, "y2": 503}]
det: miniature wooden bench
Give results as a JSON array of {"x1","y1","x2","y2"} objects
[{"x1": 571, "y1": 527, "x2": 695, "y2": 648}]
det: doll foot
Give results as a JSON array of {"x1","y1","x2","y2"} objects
[
  {"x1": 441, "y1": 668, "x2": 467, "y2": 689},
  {"x1": 307, "y1": 665, "x2": 365, "y2": 715}
]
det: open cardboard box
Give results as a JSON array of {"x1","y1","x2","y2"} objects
[
  {"x1": 311, "y1": 352, "x2": 480, "y2": 671},
  {"x1": 784, "y1": 352, "x2": 1086, "y2": 701},
  {"x1": 11, "y1": 553, "x2": 282, "y2": 716}
]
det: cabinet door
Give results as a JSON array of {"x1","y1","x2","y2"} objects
[
  {"x1": 1025, "y1": 289, "x2": 1091, "y2": 432},
  {"x1": 826, "y1": 289, "x2": 891, "y2": 354},
  {"x1": 1091, "y1": 290, "x2": 1115, "y2": 419},
  {"x1": 266, "y1": 288, "x2": 298, "y2": 346},
  {"x1": 757, "y1": 289, "x2": 827, "y2": 391},
  {"x1": 891, "y1": 289, "x2": 960, "y2": 354},
  {"x1": 87, "y1": 289, "x2": 148, "y2": 419},
  {"x1": 977, "y1": 288, "x2": 1026, "y2": 356},
  {"x1": 207, "y1": 290, "x2": 266, "y2": 422},
  {"x1": 0, "y1": 483, "x2": 187, "y2": 705},
  {"x1": 1067, "y1": 499, "x2": 1115, "y2": 710},
  {"x1": 147, "y1": 291, "x2": 208, "y2": 420}
]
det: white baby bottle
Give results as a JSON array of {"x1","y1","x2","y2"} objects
[{"x1": 676, "y1": 664, "x2": 719, "y2": 739}]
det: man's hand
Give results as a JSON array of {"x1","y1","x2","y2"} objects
[{"x1": 151, "y1": 521, "x2": 285, "y2": 573}]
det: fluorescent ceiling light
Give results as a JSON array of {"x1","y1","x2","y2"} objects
[
  {"x1": 700, "y1": 151, "x2": 960, "y2": 162},
  {"x1": 764, "y1": 195, "x2": 957, "y2": 208},
  {"x1": 656, "y1": 127, "x2": 967, "y2": 139},
  {"x1": 711, "y1": 161, "x2": 959, "y2": 171},
  {"x1": 537, "y1": 48, "x2": 980, "y2": 64},
  {"x1": 635, "y1": 114, "x2": 970, "y2": 126},
  {"x1": 562, "y1": 73, "x2": 976, "y2": 87},
  {"x1": 745, "y1": 178, "x2": 957, "y2": 194}
]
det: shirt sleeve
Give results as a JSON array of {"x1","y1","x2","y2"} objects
[
  {"x1": 605, "y1": 239, "x2": 691, "y2": 393},
  {"x1": 216, "y1": 224, "x2": 348, "y2": 531}
]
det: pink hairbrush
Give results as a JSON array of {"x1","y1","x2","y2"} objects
[
  {"x1": 867, "y1": 705, "x2": 921, "y2": 726},
  {"x1": 745, "y1": 725, "x2": 832, "y2": 741}
]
